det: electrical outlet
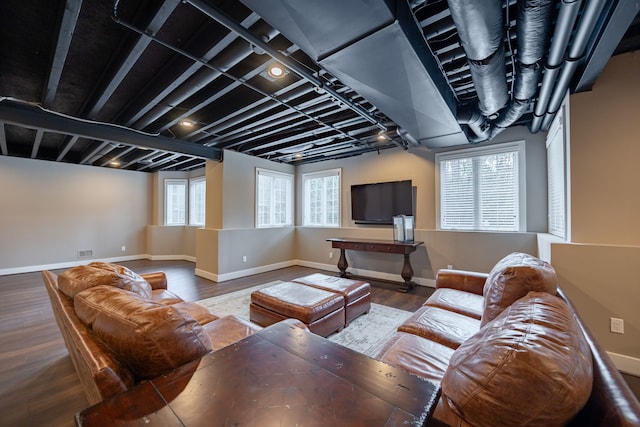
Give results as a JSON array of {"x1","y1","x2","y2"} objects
[
  {"x1": 121, "y1": 246, "x2": 126, "y2": 252},
  {"x1": 610, "y1": 317, "x2": 624, "y2": 334},
  {"x1": 610, "y1": 318, "x2": 624, "y2": 334},
  {"x1": 447, "y1": 264, "x2": 453, "y2": 270},
  {"x1": 329, "y1": 252, "x2": 334, "y2": 259},
  {"x1": 242, "y1": 255, "x2": 247, "y2": 263}
]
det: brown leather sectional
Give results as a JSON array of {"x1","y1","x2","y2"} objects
[
  {"x1": 375, "y1": 252, "x2": 640, "y2": 426},
  {"x1": 43, "y1": 262, "x2": 265, "y2": 405},
  {"x1": 44, "y1": 256, "x2": 640, "y2": 425}
]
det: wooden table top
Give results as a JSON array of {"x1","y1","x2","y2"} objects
[{"x1": 76, "y1": 321, "x2": 439, "y2": 426}]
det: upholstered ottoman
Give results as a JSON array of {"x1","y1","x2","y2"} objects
[
  {"x1": 293, "y1": 273, "x2": 371, "y2": 325},
  {"x1": 249, "y1": 282, "x2": 345, "y2": 337}
]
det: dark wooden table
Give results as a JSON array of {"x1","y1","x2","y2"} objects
[
  {"x1": 76, "y1": 321, "x2": 439, "y2": 427},
  {"x1": 327, "y1": 238, "x2": 424, "y2": 292}
]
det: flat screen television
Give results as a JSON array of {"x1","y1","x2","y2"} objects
[{"x1": 351, "y1": 180, "x2": 413, "y2": 225}]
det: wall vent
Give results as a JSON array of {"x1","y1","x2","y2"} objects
[{"x1": 77, "y1": 249, "x2": 93, "y2": 258}]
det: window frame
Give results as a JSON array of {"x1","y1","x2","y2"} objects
[
  {"x1": 188, "y1": 176, "x2": 206, "y2": 227},
  {"x1": 255, "y1": 168, "x2": 294, "y2": 228},
  {"x1": 164, "y1": 178, "x2": 188, "y2": 226},
  {"x1": 436, "y1": 140, "x2": 527, "y2": 232},
  {"x1": 546, "y1": 106, "x2": 569, "y2": 240},
  {"x1": 302, "y1": 168, "x2": 341, "y2": 228},
  {"x1": 164, "y1": 176, "x2": 206, "y2": 227}
]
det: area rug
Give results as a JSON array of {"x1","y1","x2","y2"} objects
[{"x1": 196, "y1": 281, "x2": 413, "y2": 357}]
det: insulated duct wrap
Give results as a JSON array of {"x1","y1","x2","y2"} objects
[
  {"x1": 513, "y1": 62, "x2": 543, "y2": 100},
  {"x1": 495, "y1": 0, "x2": 553, "y2": 130},
  {"x1": 468, "y1": 47, "x2": 509, "y2": 116},
  {"x1": 448, "y1": 0, "x2": 504, "y2": 60},
  {"x1": 448, "y1": 0, "x2": 508, "y2": 119},
  {"x1": 517, "y1": 0, "x2": 555, "y2": 65}
]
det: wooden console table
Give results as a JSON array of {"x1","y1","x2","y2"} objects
[{"x1": 327, "y1": 238, "x2": 424, "y2": 292}]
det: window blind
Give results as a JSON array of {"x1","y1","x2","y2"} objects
[{"x1": 438, "y1": 142, "x2": 524, "y2": 232}]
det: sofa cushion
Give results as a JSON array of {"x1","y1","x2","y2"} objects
[
  {"x1": 58, "y1": 262, "x2": 152, "y2": 299},
  {"x1": 424, "y1": 288, "x2": 484, "y2": 320},
  {"x1": 441, "y1": 291, "x2": 593, "y2": 427},
  {"x1": 398, "y1": 305, "x2": 481, "y2": 349},
  {"x1": 481, "y1": 252, "x2": 557, "y2": 326},
  {"x1": 375, "y1": 331, "x2": 455, "y2": 384},
  {"x1": 74, "y1": 285, "x2": 212, "y2": 380}
]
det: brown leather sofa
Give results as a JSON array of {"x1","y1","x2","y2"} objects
[
  {"x1": 43, "y1": 262, "x2": 263, "y2": 405},
  {"x1": 376, "y1": 252, "x2": 640, "y2": 426}
]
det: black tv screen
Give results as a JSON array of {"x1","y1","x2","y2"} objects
[{"x1": 351, "y1": 180, "x2": 413, "y2": 225}]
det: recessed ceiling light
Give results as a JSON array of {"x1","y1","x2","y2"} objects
[
  {"x1": 180, "y1": 119, "x2": 194, "y2": 127},
  {"x1": 267, "y1": 63, "x2": 286, "y2": 79}
]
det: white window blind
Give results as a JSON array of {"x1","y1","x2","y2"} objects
[
  {"x1": 547, "y1": 110, "x2": 566, "y2": 238},
  {"x1": 437, "y1": 141, "x2": 525, "y2": 232},
  {"x1": 256, "y1": 168, "x2": 293, "y2": 228},
  {"x1": 189, "y1": 177, "x2": 206, "y2": 226},
  {"x1": 303, "y1": 169, "x2": 341, "y2": 227},
  {"x1": 165, "y1": 179, "x2": 187, "y2": 225}
]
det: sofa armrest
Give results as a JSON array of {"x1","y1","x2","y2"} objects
[
  {"x1": 141, "y1": 272, "x2": 167, "y2": 290},
  {"x1": 435, "y1": 269, "x2": 488, "y2": 295},
  {"x1": 558, "y1": 288, "x2": 640, "y2": 426}
]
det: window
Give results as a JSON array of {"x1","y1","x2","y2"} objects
[
  {"x1": 165, "y1": 179, "x2": 187, "y2": 226},
  {"x1": 547, "y1": 108, "x2": 568, "y2": 239},
  {"x1": 189, "y1": 177, "x2": 206, "y2": 226},
  {"x1": 164, "y1": 177, "x2": 206, "y2": 226},
  {"x1": 437, "y1": 141, "x2": 525, "y2": 232},
  {"x1": 256, "y1": 168, "x2": 293, "y2": 228},
  {"x1": 302, "y1": 169, "x2": 341, "y2": 227}
]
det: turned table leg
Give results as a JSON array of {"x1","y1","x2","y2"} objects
[
  {"x1": 399, "y1": 253, "x2": 416, "y2": 292},
  {"x1": 337, "y1": 248, "x2": 348, "y2": 277}
]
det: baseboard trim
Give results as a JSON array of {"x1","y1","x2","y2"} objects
[
  {"x1": 195, "y1": 260, "x2": 297, "y2": 283},
  {"x1": 0, "y1": 254, "x2": 198, "y2": 276},
  {"x1": 147, "y1": 254, "x2": 196, "y2": 263},
  {"x1": 608, "y1": 351, "x2": 640, "y2": 376},
  {"x1": 0, "y1": 255, "x2": 150, "y2": 275},
  {"x1": 295, "y1": 260, "x2": 436, "y2": 288}
]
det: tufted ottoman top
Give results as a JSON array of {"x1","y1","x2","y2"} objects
[
  {"x1": 251, "y1": 282, "x2": 344, "y2": 324},
  {"x1": 292, "y1": 273, "x2": 370, "y2": 304}
]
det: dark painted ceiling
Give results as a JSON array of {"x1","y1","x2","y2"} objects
[{"x1": 0, "y1": 0, "x2": 638, "y2": 172}]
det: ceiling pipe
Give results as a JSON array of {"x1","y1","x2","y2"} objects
[
  {"x1": 540, "y1": 0, "x2": 608, "y2": 130},
  {"x1": 183, "y1": 0, "x2": 388, "y2": 133},
  {"x1": 530, "y1": 0, "x2": 582, "y2": 132}
]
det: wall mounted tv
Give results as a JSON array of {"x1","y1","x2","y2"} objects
[{"x1": 351, "y1": 180, "x2": 413, "y2": 225}]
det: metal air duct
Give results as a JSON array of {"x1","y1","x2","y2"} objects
[{"x1": 239, "y1": 0, "x2": 468, "y2": 148}]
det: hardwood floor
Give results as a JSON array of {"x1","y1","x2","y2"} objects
[
  {"x1": 0, "y1": 260, "x2": 431, "y2": 427},
  {"x1": 1, "y1": 259, "x2": 638, "y2": 426}
]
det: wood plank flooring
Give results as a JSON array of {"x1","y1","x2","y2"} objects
[{"x1": 1, "y1": 259, "x2": 638, "y2": 426}]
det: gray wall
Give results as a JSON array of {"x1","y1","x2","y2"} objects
[{"x1": 0, "y1": 156, "x2": 150, "y2": 273}]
